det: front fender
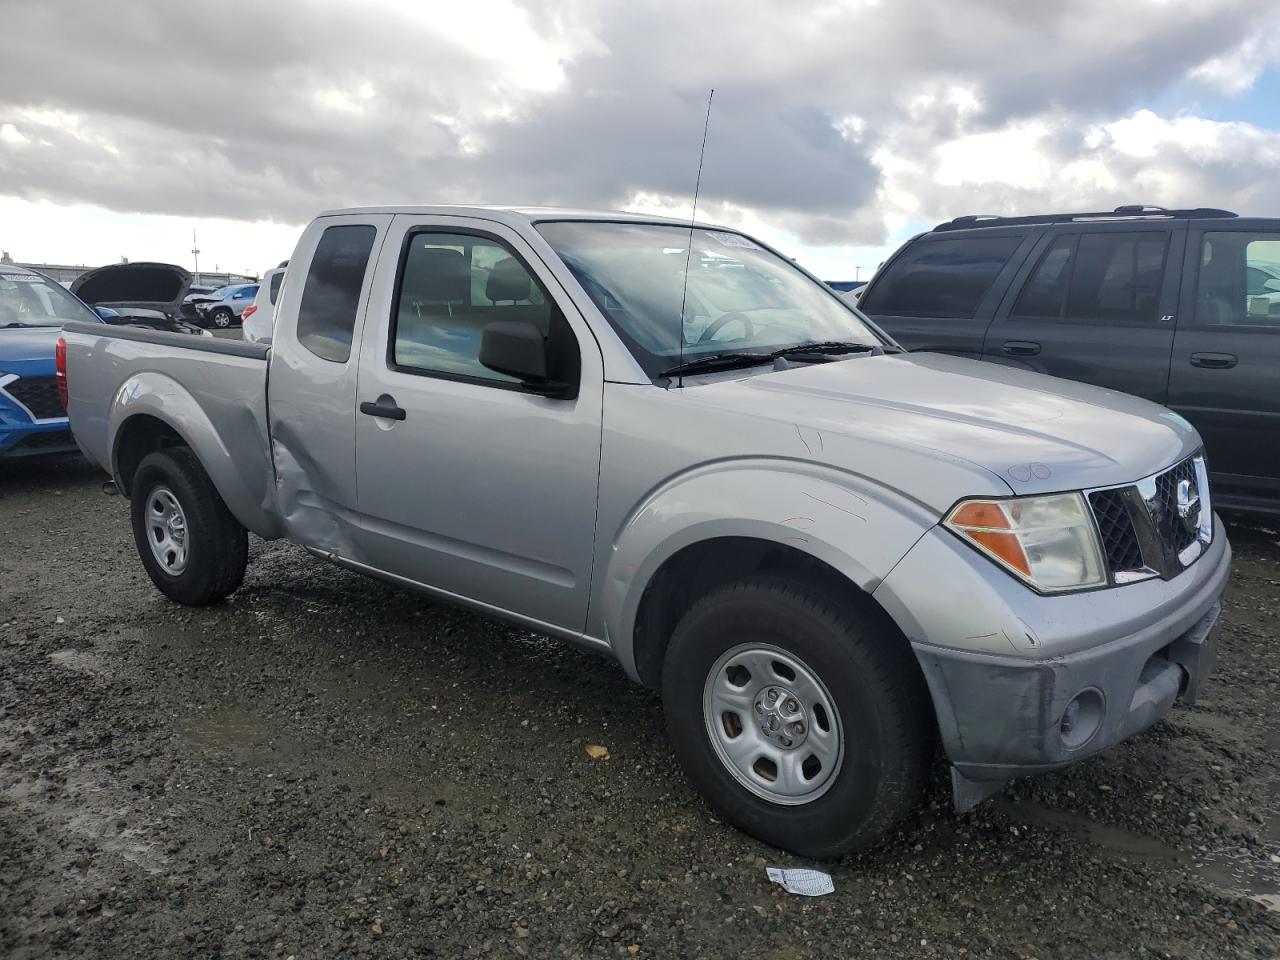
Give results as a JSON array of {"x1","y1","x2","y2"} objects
[
  {"x1": 109, "y1": 372, "x2": 282, "y2": 538},
  {"x1": 602, "y1": 459, "x2": 939, "y2": 680}
]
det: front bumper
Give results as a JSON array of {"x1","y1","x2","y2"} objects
[
  {"x1": 874, "y1": 516, "x2": 1231, "y2": 801},
  {"x1": 0, "y1": 422, "x2": 77, "y2": 457}
]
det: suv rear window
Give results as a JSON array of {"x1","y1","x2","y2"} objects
[
  {"x1": 296, "y1": 225, "x2": 376, "y2": 363},
  {"x1": 861, "y1": 235, "x2": 1022, "y2": 318},
  {"x1": 1013, "y1": 231, "x2": 1169, "y2": 323},
  {"x1": 1197, "y1": 232, "x2": 1280, "y2": 327}
]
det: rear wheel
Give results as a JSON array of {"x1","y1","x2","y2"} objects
[
  {"x1": 130, "y1": 448, "x2": 247, "y2": 605},
  {"x1": 662, "y1": 575, "x2": 933, "y2": 858}
]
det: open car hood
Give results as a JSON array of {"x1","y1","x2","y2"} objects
[{"x1": 71, "y1": 262, "x2": 192, "y2": 316}]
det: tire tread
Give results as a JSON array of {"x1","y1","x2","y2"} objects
[
  {"x1": 130, "y1": 448, "x2": 247, "y2": 605},
  {"x1": 662, "y1": 574, "x2": 934, "y2": 857}
]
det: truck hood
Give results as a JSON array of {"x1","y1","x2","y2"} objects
[
  {"x1": 71, "y1": 262, "x2": 192, "y2": 316},
  {"x1": 0, "y1": 325, "x2": 63, "y2": 373},
  {"x1": 701, "y1": 352, "x2": 1200, "y2": 495}
]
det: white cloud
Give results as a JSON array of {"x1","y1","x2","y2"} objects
[
  {"x1": 1188, "y1": 26, "x2": 1280, "y2": 94},
  {"x1": 0, "y1": 0, "x2": 1278, "y2": 274}
]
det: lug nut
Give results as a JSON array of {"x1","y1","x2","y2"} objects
[
  {"x1": 767, "y1": 690, "x2": 778, "y2": 703},
  {"x1": 754, "y1": 702, "x2": 764, "y2": 714},
  {"x1": 785, "y1": 698, "x2": 799, "y2": 713},
  {"x1": 789, "y1": 721, "x2": 804, "y2": 735},
  {"x1": 781, "y1": 737, "x2": 793, "y2": 747}
]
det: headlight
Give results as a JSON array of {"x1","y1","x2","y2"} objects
[{"x1": 944, "y1": 492, "x2": 1106, "y2": 593}]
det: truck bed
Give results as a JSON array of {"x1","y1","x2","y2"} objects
[{"x1": 61, "y1": 320, "x2": 282, "y2": 538}]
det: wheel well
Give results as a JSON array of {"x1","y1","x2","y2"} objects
[
  {"x1": 114, "y1": 415, "x2": 187, "y2": 495},
  {"x1": 631, "y1": 537, "x2": 909, "y2": 689}
]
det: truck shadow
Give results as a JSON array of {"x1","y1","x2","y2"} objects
[{"x1": 0, "y1": 452, "x2": 99, "y2": 496}]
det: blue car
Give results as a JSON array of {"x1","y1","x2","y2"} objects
[{"x1": 0, "y1": 264, "x2": 102, "y2": 458}]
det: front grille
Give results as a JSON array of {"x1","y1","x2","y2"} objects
[
  {"x1": 1087, "y1": 454, "x2": 1209, "y2": 584},
  {"x1": 1154, "y1": 457, "x2": 1199, "y2": 555},
  {"x1": 4, "y1": 375, "x2": 64, "y2": 419},
  {"x1": 1088, "y1": 488, "x2": 1144, "y2": 573}
]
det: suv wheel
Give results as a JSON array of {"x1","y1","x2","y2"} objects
[
  {"x1": 209, "y1": 307, "x2": 233, "y2": 328},
  {"x1": 662, "y1": 575, "x2": 933, "y2": 858},
  {"x1": 130, "y1": 448, "x2": 247, "y2": 605}
]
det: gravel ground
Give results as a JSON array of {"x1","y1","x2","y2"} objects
[{"x1": 2, "y1": 454, "x2": 1279, "y2": 959}]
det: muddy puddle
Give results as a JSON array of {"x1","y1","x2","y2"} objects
[{"x1": 1001, "y1": 798, "x2": 1280, "y2": 909}]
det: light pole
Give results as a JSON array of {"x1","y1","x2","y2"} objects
[
  {"x1": 191, "y1": 229, "x2": 201, "y2": 284},
  {"x1": 855, "y1": 265, "x2": 861, "y2": 282}
]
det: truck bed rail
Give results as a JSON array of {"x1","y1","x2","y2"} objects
[{"x1": 62, "y1": 320, "x2": 270, "y2": 360}]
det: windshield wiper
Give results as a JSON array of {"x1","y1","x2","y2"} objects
[
  {"x1": 658, "y1": 341, "x2": 891, "y2": 381},
  {"x1": 0, "y1": 322, "x2": 38, "y2": 329},
  {"x1": 768, "y1": 341, "x2": 884, "y2": 361},
  {"x1": 657, "y1": 351, "x2": 775, "y2": 380}
]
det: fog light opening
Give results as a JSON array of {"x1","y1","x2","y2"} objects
[{"x1": 1059, "y1": 688, "x2": 1105, "y2": 751}]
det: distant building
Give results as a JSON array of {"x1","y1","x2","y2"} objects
[{"x1": 0, "y1": 251, "x2": 254, "y2": 287}]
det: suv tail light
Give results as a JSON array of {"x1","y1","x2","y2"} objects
[
  {"x1": 55, "y1": 336, "x2": 68, "y2": 411},
  {"x1": 242, "y1": 304, "x2": 258, "y2": 320}
]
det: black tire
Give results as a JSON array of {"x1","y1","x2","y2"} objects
[
  {"x1": 130, "y1": 448, "x2": 247, "y2": 605},
  {"x1": 209, "y1": 307, "x2": 234, "y2": 328},
  {"x1": 662, "y1": 575, "x2": 933, "y2": 859}
]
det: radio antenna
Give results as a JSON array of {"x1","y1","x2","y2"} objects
[{"x1": 675, "y1": 87, "x2": 714, "y2": 388}]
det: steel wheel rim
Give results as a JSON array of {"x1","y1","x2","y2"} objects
[
  {"x1": 702, "y1": 642, "x2": 843, "y2": 805},
  {"x1": 145, "y1": 486, "x2": 189, "y2": 575}
]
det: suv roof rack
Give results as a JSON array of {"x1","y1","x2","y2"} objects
[{"x1": 933, "y1": 206, "x2": 1237, "y2": 232}]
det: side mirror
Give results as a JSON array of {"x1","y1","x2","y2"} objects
[{"x1": 479, "y1": 320, "x2": 567, "y2": 397}]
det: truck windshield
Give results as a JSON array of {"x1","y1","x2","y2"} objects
[
  {"x1": 535, "y1": 220, "x2": 882, "y2": 378},
  {"x1": 0, "y1": 271, "x2": 99, "y2": 328}
]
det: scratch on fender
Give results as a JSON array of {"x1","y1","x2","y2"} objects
[
  {"x1": 795, "y1": 425, "x2": 814, "y2": 456},
  {"x1": 802, "y1": 491, "x2": 867, "y2": 521}
]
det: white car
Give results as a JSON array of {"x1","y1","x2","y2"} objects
[{"x1": 242, "y1": 266, "x2": 285, "y2": 343}]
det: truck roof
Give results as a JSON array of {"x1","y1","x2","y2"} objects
[{"x1": 316, "y1": 204, "x2": 729, "y2": 231}]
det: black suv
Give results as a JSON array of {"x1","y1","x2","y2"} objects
[{"x1": 857, "y1": 206, "x2": 1280, "y2": 514}]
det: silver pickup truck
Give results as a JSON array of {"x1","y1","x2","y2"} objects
[{"x1": 61, "y1": 206, "x2": 1230, "y2": 858}]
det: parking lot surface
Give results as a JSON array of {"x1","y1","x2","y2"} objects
[{"x1": 2, "y1": 455, "x2": 1279, "y2": 959}]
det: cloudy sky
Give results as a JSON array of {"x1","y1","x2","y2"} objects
[{"x1": 2, "y1": 0, "x2": 1279, "y2": 280}]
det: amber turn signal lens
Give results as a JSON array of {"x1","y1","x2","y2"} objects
[
  {"x1": 944, "y1": 493, "x2": 1106, "y2": 593},
  {"x1": 949, "y1": 501, "x2": 1011, "y2": 530},
  {"x1": 946, "y1": 499, "x2": 1032, "y2": 577}
]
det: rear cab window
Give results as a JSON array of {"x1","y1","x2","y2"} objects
[
  {"x1": 296, "y1": 225, "x2": 378, "y2": 362},
  {"x1": 860, "y1": 234, "x2": 1024, "y2": 318}
]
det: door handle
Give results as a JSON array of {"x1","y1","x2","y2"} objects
[
  {"x1": 1001, "y1": 340, "x2": 1041, "y2": 357},
  {"x1": 1189, "y1": 352, "x2": 1238, "y2": 369},
  {"x1": 359, "y1": 394, "x2": 407, "y2": 421}
]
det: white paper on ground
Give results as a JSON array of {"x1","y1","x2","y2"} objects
[{"x1": 766, "y1": 867, "x2": 834, "y2": 896}]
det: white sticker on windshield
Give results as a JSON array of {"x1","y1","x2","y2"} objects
[
  {"x1": 1, "y1": 274, "x2": 46, "y2": 283},
  {"x1": 706, "y1": 231, "x2": 760, "y2": 250}
]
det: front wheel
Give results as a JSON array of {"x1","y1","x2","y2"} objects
[
  {"x1": 662, "y1": 576, "x2": 933, "y2": 858},
  {"x1": 209, "y1": 307, "x2": 233, "y2": 329},
  {"x1": 130, "y1": 448, "x2": 247, "y2": 605}
]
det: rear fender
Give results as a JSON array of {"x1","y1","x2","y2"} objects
[
  {"x1": 109, "y1": 371, "x2": 282, "y2": 538},
  {"x1": 602, "y1": 459, "x2": 938, "y2": 679}
]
